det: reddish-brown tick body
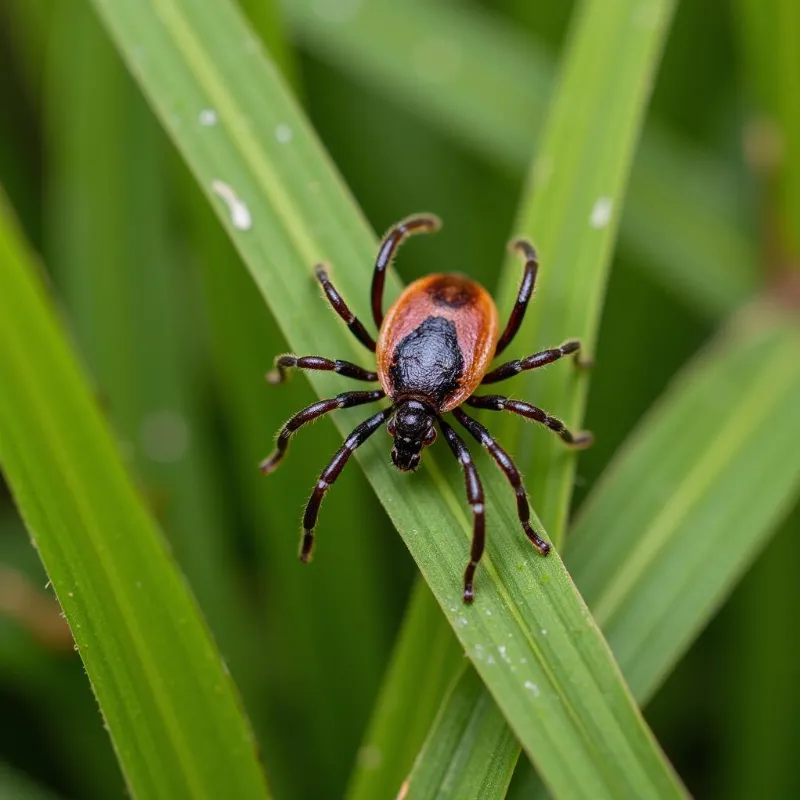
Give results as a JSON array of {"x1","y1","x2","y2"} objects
[
  {"x1": 377, "y1": 274, "x2": 499, "y2": 412},
  {"x1": 262, "y1": 214, "x2": 591, "y2": 603}
]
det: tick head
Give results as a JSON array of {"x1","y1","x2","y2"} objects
[{"x1": 388, "y1": 399, "x2": 437, "y2": 472}]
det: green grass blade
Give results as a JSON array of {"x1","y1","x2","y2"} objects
[
  {"x1": 496, "y1": 0, "x2": 674, "y2": 541},
  {"x1": 569, "y1": 309, "x2": 800, "y2": 699},
  {"x1": 346, "y1": 581, "x2": 462, "y2": 800},
  {"x1": 83, "y1": 0, "x2": 683, "y2": 795},
  {"x1": 0, "y1": 198, "x2": 270, "y2": 798},
  {"x1": 406, "y1": 666, "x2": 518, "y2": 800},
  {"x1": 510, "y1": 307, "x2": 800, "y2": 797},
  {"x1": 284, "y1": 0, "x2": 757, "y2": 318}
]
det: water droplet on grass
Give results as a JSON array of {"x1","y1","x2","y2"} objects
[
  {"x1": 198, "y1": 109, "x2": 217, "y2": 126},
  {"x1": 590, "y1": 196, "x2": 613, "y2": 229}
]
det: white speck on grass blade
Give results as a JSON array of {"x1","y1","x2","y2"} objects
[
  {"x1": 275, "y1": 123, "x2": 293, "y2": 143},
  {"x1": 211, "y1": 180, "x2": 252, "y2": 231},
  {"x1": 524, "y1": 681, "x2": 540, "y2": 697},
  {"x1": 590, "y1": 196, "x2": 613, "y2": 228},
  {"x1": 198, "y1": 109, "x2": 217, "y2": 126}
]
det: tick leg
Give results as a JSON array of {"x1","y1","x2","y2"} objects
[
  {"x1": 300, "y1": 407, "x2": 391, "y2": 562},
  {"x1": 438, "y1": 417, "x2": 486, "y2": 604},
  {"x1": 482, "y1": 340, "x2": 584, "y2": 385},
  {"x1": 494, "y1": 239, "x2": 539, "y2": 357},
  {"x1": 315, "y1": 265, "x2": 377, "y2": 352},
  {"x1": 453, "y1": 408, "x2": 550, "y2": 557},
  {"x1": 267, "y1": 355, "x2": 378, "y2": 385},
  {"x1": 466, "y1": 395, "x2": 592, "y2": 448},
  {"x1": 371, "y1": 213, "x2": 441, "y2": 328},
  {"x1": 260, "y1": 389, "x2": 385, "y2": 474}
]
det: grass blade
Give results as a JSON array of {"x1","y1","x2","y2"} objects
[
  {"x1": 284, "y1": 0, "x2": 756, "y2": 318},
  {"x1": 510, "y1": 306, "x2": 800, "y2": 796},
  {"x1": 0, "y1": 197, "x2": 270, "y2": 798},
  {"x1": 84, "y1": 0, "x2": 683, "y2": 795},
  {"x1": 496, "y1": 0, "x2": 676, "y2": 539},
  {"x1": 406, "y1": 666, "x2": 517, "y2": 800},
  {"x1": 570, "y1": 308, "x2": 800, "y2": 699}
]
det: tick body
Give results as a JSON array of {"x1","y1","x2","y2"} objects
[
  {"x1": 377, "y1": 274, "x2": 498, "y2": 413},
  {"x1": 262, "y1": 214, "x2": 592, "y2": 603}
]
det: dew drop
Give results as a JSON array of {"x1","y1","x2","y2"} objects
[{"x1": 590, "y1": 196, "x2": 613, "y2": 229}]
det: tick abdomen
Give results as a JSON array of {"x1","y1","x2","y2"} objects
[{"x1": 377, "y1": 274, "x2": 499, "y2": 411}]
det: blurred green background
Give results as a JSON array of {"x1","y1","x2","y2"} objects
[{"x1": 0, "y1": 1, "x2": 798, "y2": 798}]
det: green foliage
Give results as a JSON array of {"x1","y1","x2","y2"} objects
[
  {"x1": 407, "y1": 666, "x2": 518, "y2": 799},
  {"x1": 1, "y1": 0, "x2": 799, "y2": 799},
  {"x1": 0, "y1": 197, "x2": 270, "y2": 798}
]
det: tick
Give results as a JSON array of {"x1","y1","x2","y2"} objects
[{"x1": 261, "y1": 214, "x2": 592, "y2": 603}]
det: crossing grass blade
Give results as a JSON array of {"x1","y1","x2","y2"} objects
[
  {"x1": 511, "y1": 306, "x2": 800, "y2": 797},
  {"x1": 283, "y1": 0, "x2": 757, "y2": 318},
  {"x1": 0, "y1": 196, "x2": 270, "y2": 798},
  {"x1": 496, "y1": 0, "x2": 676, "y2": 541},
  {"x1": 406, "y1": 665, "x2": 517, "y2": 800},
  {"x1": 83, "y1": 0, "x2": 684, "y2": 795},
  {"x1": 569, "y1": 308, "x2": 800, "y2": 700}
]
